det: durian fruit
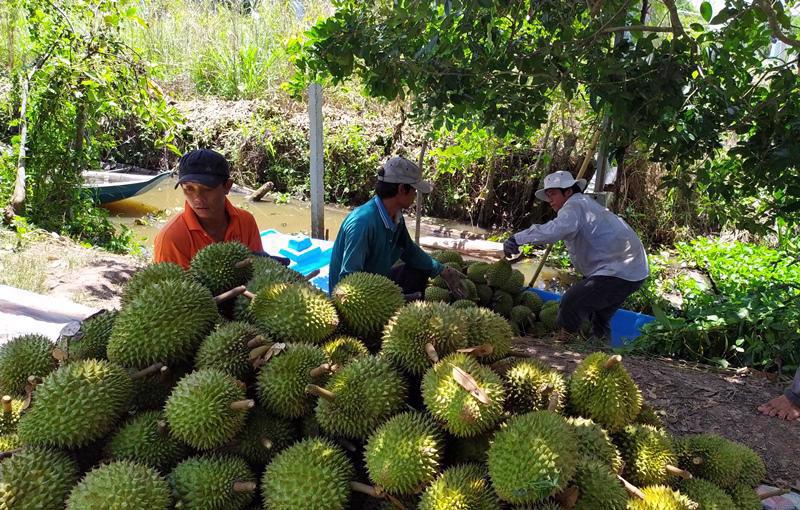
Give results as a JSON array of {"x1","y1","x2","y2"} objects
[
  {"x1": 194, "y1": 321, "x2": 263, "y2": 381},
  {"x1": 568, "y1": 353, "x2": 642, "y2": 432},
  {"x1": 108, "y1": 279, "x2": 219, "y2": 369},
  {"x1": 262, "y1": 438, "x2": 354, "y2": 510},
  {"x1": 462, "y1": 279, "x2": 479, "y2": 301},
  {"x1": 567, "y1": 417, "x2": 623, "y2": 473},
  {"x1": 189, "y1": 241, "x2": 253, "y2": 295},
  {"x1": 0, "y1": 433, "x2": 20, "y2": 451},
  {"x1": 467, "y1": 262, "x2": 490, "y2": 284},
  {"x1": 419, "y1": 463, "x2": 500, "y2": 510},
  {"x1": 66, "y1": 460, "x2": 172, "y2": 510},
  {"x1": 727, "y1": 485, "x2": 762, "y2": 510},
  {"x1": 572, "y1": 460, "x2": 628, "y2": 510},
  {"x1": 0, "y1": 333, "x2": 56, "y2": 396},
  {"x1": 66, "y1": 309, "x2": 118, "y2": 361},
  {"x1": 678, "y1": 478, "x2": 736, "y2": 510},
  {"x1": 451, "y1": 299, "x2": 477, "y2": 309},
  {"x1": 676, "y1": 434, "x2": 745, "y2": 490},
  {"x1": 501, "y1": 269, "x2": 525, "y2": 294},
  {"x1": 105, "y1": 410, "x2": 190, "y2": 472},
  {"x1": 233, "y1": 257, "x2": 304, "y2": 323},
  {"x1": 635, "y1": 404, "x2": 665, "y2": 428},
  {"x1": 165, "y1": 368, "x2": 252, "y2": 450},
  {"x1": 364, "y1": 412, "x2": 443, "y2": 495},
  {"x1": 510, "y1": 305, "x2": 534, "y2": 325},
  {"x1": 618, "y1": 424, "x2": 678, "y2": 486},
  {"x1": 431, "y1": 274, "x2": 448, "y2": 289},
  {"x1": 487, "y1": 410, "x2": 578, "y2": 504},
  {"x1": 626, "y1": 485, "x2": 698, "y2": 510},
  {"x1": 538, "y1": 301, "x2": 559, "y2": 331},
  {"x1": 331, "y1": 272, "x2": 404, "y2": 338},
  {"x1": 421, "y1": 353, "x2": 505, "y2": 437},
  {"x1": 431, "y1": 250, "x2": 464, "y2": 267},
  {"x1": 18, "y1": 359, "x2": 133, "y2": 448},
  {"x1": 519, "y1": 291, "x2": 544, "y2": 314},
  {"x1": 485, "y1": 260, "x2": 512, "y2": 287},
  {"x1": 251, "y1": 282, "x2": 339, "y2": 344},
  {"x1": 120, "y1": 261, "x2": 187, "y2": 307},
  {"x1": 476, "y1": 285, "x2": 493, "y2": 306},
  {"x1": 0, "y1": 448, "x2": 79, "y2": 509},
  {"x1": 170, "y1": 454, "x2": 257, "y2": 510},
  {"x1": 425, "y1": 286, "x2": 451, "y2": 303},
  {"x1": 729, "y1": 441, "x2": 766, "y2": 487},
  {"x1": 381, "y1": 301, "x2": 468, "y2": 376},
  {"x1": 230, "y1": 406, "x2": 296, "y2": 467},
  {"x1": 491, "y1": 290, "x2": 514, "y2": 318},
  {"x1": 322, "y1": 336, "x2": 370, "y2": 366},
  {"x1": 128, "y1": 363, "x2": 188, "y2": 412},
  {"x1": 256, "y1": 343, "x2": 327, "y2": 418},
  {"x1": 503, "y1": 359, "x2": 567, "y2": 414},
  {"x1": 311, "y1": 356, "x2": 407, "y2": 440},
  {"x1": 462, "y1": 306, "x2": 513, "y2": 363},
  {"x1": 0, "y1": 396, "x2": 23, "y2": 435}
]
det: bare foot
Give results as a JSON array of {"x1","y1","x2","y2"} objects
[{"x1": 758, "y1": 395, "x2": 800, "y2": 421}]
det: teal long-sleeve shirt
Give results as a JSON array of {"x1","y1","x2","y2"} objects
[{"x1": 328, "y1": 196, "x2": 444, "y2": 292}]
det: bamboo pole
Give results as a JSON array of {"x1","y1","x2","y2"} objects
[{"x1": 414, "y1": 139, "x2": 429, "y2": 244}]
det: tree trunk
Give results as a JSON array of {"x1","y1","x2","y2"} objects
[
  {"x1": 4, "y1": 73, "x2": 30, "y2": 223},
  {"x1": 611, "y1": 145, "x2": 628, "y2": 213},
  {"x1": 477, "y1": 155, "x2": 496, "y2": 228},
  {"x1": 4, "y1": 1, "x2": 16, "y2": 70},
  {"x1": 73, "y1": 97, "x2": 87, "y2": 154}
]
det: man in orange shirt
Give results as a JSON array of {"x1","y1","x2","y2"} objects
[{"x1": 154, "y1": 149, "x2": 263, "y2": 268}]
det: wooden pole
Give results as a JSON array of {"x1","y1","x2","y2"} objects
[
  {"x1": 309, "y1": 82, "x2": 324, "y2": 239},
  {"x1": 414, "y1": 139, "x2": 428, "y2": 244}
]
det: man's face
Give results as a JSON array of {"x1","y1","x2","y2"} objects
[
  {"x1": 180, "y1": 179, "x2": 233, "y2": 220},
  {"x1": 398, "y1": 184, "x2": 417, "y2": 209},
  {"x1": 545, "y1": 188, "x2": 572, "y2": 212}
]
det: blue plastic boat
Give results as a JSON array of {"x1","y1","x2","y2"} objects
[
  {"x1": 259, "y1": 229, "x2": 655, "y2": 347},
  {"x1": 82, "y1": 170, "x2": 173, "y2": 204}
]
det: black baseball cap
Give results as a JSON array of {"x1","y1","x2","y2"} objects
[{"x1": 175, "y1": 149, "x2": 231, "y2": 189}]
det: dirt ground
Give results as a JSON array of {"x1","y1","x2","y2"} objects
[{"x1": 510, "y1": 337, "x2": 800, "y2": 488}]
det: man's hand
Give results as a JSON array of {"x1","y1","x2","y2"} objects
[
  {"x1": 440, "y1": 267, "x2": 468, "y2": 299},
  {"x1": 503, "y1": 235, "x2": 520, "y2": 258}
]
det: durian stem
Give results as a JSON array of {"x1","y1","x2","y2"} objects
[
  {"x1": 304, "y1": 269, "x2": 321, "y2": 281},
  {"x1": 305, "y1": 384, "x2": 335, "y2": 401},
  {"x1": 458, "y1": 344, "x2": 494, "y2": 357},
  {"x1": 618, "y1": 475, "x2": 645, "y2": 500},
  {"x1": 691, "y1": 456, "x2": 704, "y2": 465},
  {"x1": 425, "y1": 343, "x2": 439, "y2": 363},
  {"x1": 538, "y1": 383, "x2": 555, "y2": 397},
  {"x1": 156, "y1": 420, "x2": 169, "y2": 435},
  {"x1": 309, "y1": 363, "x2": 336, "y2": 378},
  {"x1": 760, "y1": 488, "x2": 789, "y2": 499},
  {"x1": 604, "y1": 355, "x2": 622, "y2": 369},
  {"x1": 0, "y1": 448, "x2": 22, "y2": 460},
  {"x1": 665, "y1": 465, "x2": 692, "y2": 479},
  {"x1": 230, "y1": 399, "x2": 255, "y2": 410},
  {"x1": 213, "y1": 285, "x2": 248, "y2": 304},
  {"x1": 1, "y1": 395, "x2": 12, "y2": 413},
  {"x1": 350, "y1": 482, "x2": 381, "y2": 497},
  {"x1": 547, "y1": 391, "x2": 560, "y2": 412},
  {"x1": 261, "y1": 437, "x2": 273, "y2": 449},
  {"x1": 247, "y1": 336, "x2": 267, "y2": 349},
  {"x1": 249, "y1": 345, "x2": 272, "y2": 360},
  {"x1": 131, "y1": 362, "x2": 165, "y2": 380},
  {"x1": 26, "y1": 375, "x2": 41, "y2": 387},
  {"x1": 232, "y1": 481, "x2": 257, "y2": 493},
  {"x1": 234, "y1": 258, "x2": 252, "y2": 269}
]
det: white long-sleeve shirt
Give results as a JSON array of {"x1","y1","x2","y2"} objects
[{"x1": 514, "y1": 193, "x2": 649, "y2": 281}]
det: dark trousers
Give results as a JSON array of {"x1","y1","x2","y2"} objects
[
  {"x1": 557, "y1": 275, "x2": 645, "y2": 338},
  {"x1": 389, "y1": 263, "x2": 429, "y2": 295},
  {"x1": 786, "y1": 366, "x2": 800, "y2": 406}
]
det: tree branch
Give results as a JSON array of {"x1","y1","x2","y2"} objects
[
  {"x1": 661, "y1": 0, "x2": 685, "y2": 37},
  {"x1": 601, "y1": 25, "x2": 675, "y2": 33},
  {"x1": 759, "y1": 0, "x2": 800, "y2": 48}
]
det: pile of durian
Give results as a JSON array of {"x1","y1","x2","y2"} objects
[
  {"x1": 0, "y1": 242, "x2": 768, "y2": 509},
  {"x1": 424, "y1": 252, "x2": 558, "y2": 337}
]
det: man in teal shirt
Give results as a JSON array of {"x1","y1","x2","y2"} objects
[{"x1": 329, "y1": 156, "x2": 466, "y2": 299}]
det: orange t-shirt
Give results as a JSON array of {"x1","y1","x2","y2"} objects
[{"x1": 153, "y1": 198, "x2": 263, "y2": 268}]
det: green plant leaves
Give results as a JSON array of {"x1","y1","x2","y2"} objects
[{"x1": 700, "y1": 1, "x2": 713, "y2": 22}]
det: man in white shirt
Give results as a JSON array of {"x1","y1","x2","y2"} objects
[{"x1": 504, "y1": 170, "x2": 649, "y2": 341}]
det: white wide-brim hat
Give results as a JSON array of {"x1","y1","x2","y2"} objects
[{"x1": 534, "y1": 170, "x2": 587, "y2": 201}]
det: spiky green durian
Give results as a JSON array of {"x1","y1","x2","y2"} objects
[
  {"x1": 573, "y1": 460, "x2": 628, "y2": 510},
  {"x1": 251, "y1": 282, "x2": 338, "y2": 344},
  {"x1": 452, "y1": 299, "x2": 477, "y2": 309},
  {"x1": 485, "y1": 260, "x2": 512, "y2": 288},
  {"x1": 626, "y1": 485, "x2": 698, "y2": 510},
  {"x1": 510, "y1": 305, "x2": 534, "y2": 324},
  {"x1": 262, "y1": 438, "x2": 354, "y2": 510},
  {"x1": 462, "y1": 306, "x2": 513, "y2": 363},
  {"x1": 381, "y1": 301, "x2": 468, "y2": 376},
  {"x1": 501, "y1": 270, "x2": 525, "y2": 295},
  {"x1": 108, "y1": 279, "x2": 219, "y2": 369},
  {"x1": 425, "y1": 286, "x2": 451, "y2": 303},
  {"x1": 421, "y1": 353, "x2": 505, "y2": 437},
  {"x1": 503, "y1": 359, "x2": 567, "y2": 414},
  {"x1": 230, "y1": 406, "x2": 296, "y2": 467},
  {"x1": 105, "y1": 411, "x2": 190, "y2": 472},
  {"x1": 678, "y1": 478, "x2": 736, "y2": 510},
  {"x1": 675, "y1": 434, "x2": 744, "y2": 490},
  {"x1": 567, "y1": 417, "x2": 623, "y2": 473},
  {"x1": 189, "y1": 241, "x2": 253, "y2": 295},
  {"x1": 568, "y1": 353, "x2": 642, "y2": 432},
  {"x1": 491, "y1": 290, "x2": 514, "y2": 317},
  {"x1": 487, "y1": 410, "x2": 578, "y2": 504},
  {"x1": 0, "y1": 397, "x2": 22, "y2": 435},
  {"x1": 431, "y1": 250, "x2": 464, "y2": 267},
  {"x1": 467, "y1": 262, "x2": 490, "y2": 284},
  {"x1": 322, "y1": 336, "x2": 370, "y2": 366},
  {"x1": 120, "y1": 262, "x2": 187, "y2": 307},
  {"x1": 66, "y1": 310, "x2": 118, "y2": 361},
  {"x1": 165, "y1": 368, "x2": 250, "y2": 450},
  {"x1": 519, "y1": 292, "x2": 544, "y2": 314},
  {"x1": 256, "y1": 343, "x2": 327, "y2": 418},
  {"x1": 476, "y1": 285, "x2": 493, "y2": 306},
  {"x1": 419, "y1": 463, "x2": 500, "y2": 510},
  {"x1": 727, "y1": 485, "x2": 762, "y2": 510},
  {"x1": 636, "y1": 404, "x2": 665, "y2": 428},
  {"x1": 170, "y1": 454, "x2": 256, "y2": 510},
  {"x1": 618, "y1": 424, "x2": 678, "y2": 486},
  {"x1": 0, "y1": 333, "x2": 56, "y2": 396},
  {"x1": 128, "y1": 364, "x2": 188, "y2": 412},
  {"x1": 538, "y1": 301, "x2": 559, "y2": 331},
  {"x1": 67, "y1": 461, "x2": 172, "y2": 510},
  {"x1": 462, "y1": 279, "x2": 478, "y2": 301},
  {"x1": 195, "y1": 321, "x2": 262, "y2": 381},
  {"x1": 729, "y1": 441, "x2": 765, "y2": 487},
  {"x1": 431, "y1": 275, "x2": 448, "y2": 289},
  {"x1": 18, "y1": 359, "x2": 132, "y2": 448},
  {"x1": 313, "y1": 356, "x2": 407, "y2": 440},
  {"x1": 364, "y1": 412, "x2": 443, "y2": 495},
  {"x1": 0, "y1": 434, "x2": 19, "y2": 452},
  {"x1": 233, "y1": 257, "x2": 305, "y2": 323},
  {"x1": 332, "y1": 273, "x2": 404, "y2": 338},
  {"x1": 0, "y1": 448, "x2": 79, "y2": 509}
]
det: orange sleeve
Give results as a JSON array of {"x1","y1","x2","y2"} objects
[
  {"x1": 154, "y1": 220, "x2": 193, "y2": 269},
  {"x1": 241, "y1": 212, "x2": 263, "y2": 253}
]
